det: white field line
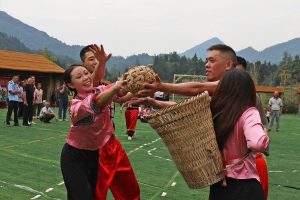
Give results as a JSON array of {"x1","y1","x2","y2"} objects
[
  {"x1": 31, "y1": 180, "x2": 65, "y2": 199},
  {"x1": 127, "y1": 138, "x2": 161, "y2": 156},
  {"x1": 161, "y1": 192, "x2": 167, "y2": 197},
  {"x1": 147, "y1": 148, "x2": 172, "y2": 162},
  {"x1": 2, "y1": 135, "x2": 65, "y2": 149},
  {"x1": 57, "y1": 181, "x2": 64, "y2": 186},
  {"x1": 30, "y1": 126, "x2": 67, "y2": 134},
  {"x1": 0, "y1": 179, "x2": 62, "y2": 199},
  {"x1": 0, "y1": 180, "x2": 46, "y2": 198},
  {"x1": 45, "y1": 188, "x2": 54, "y2": 193},
  {"x1": 149, "y1": 171, "x2": 180, "y2": 200},
  {"x1": 31, "y1": 195, "x2": 42, "y2": 199}
]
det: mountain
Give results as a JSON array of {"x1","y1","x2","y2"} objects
[
  {"x1": 0, "y1": 32, "x2": 31, "y2": 53},
  {"x1": 237, "y1": 38, "x2": 300, "y2": 64},
  {"x1": 107, "y1": 53, "x2": 154, "y2": 72},
  {"x1": 180, "y1": 37, "x2": 224, "y2": 59},
  {"x1": 0, "y1": 11, "x2": 154, "y2": 70},
  {"x1": 2, "y1": 10, "x2": 300, "y2": 65},
  {"x1": 0, "y1": 11, "x2": 83, "y2": 60},
  {"x1": 181, "y1": 36, "x2": 300, "y2": 64}
]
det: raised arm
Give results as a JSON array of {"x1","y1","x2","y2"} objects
[
  {"x1": 94, "y1": 80, "x2": 126, "y2": 110},
  {"x1": 70, "y1": 81, "x2": 126, "y2": 123},
  {"x1": 89, "y1": 44, "x2": 112, "y2": 86}
]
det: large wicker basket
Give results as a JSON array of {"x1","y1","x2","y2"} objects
[{"x1": 145, "y1": 91, "x2": 224, "y2": 189}]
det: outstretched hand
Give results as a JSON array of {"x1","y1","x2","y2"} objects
[
  {"x1": 89, "y1": 44, "x2": 112, "y2": 64},
  {"x1": 128, "y1": 97, "x2": 154, "y2": 107},
  {"x1": 115, "y1": 80, "x2": 128, "y2": 93},
  {"x1": 137, "y1": 74, "x2": 161, "y2": 97}
]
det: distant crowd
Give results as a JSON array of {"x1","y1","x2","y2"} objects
[{"x1": 0, "y1": 75, "x2": 70, "y2": 126}]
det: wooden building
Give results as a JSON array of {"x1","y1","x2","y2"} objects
[{"x1": 0, "y1": 50, "x2": 65, "y2": 101}]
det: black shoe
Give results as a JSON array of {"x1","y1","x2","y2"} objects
[{"x1": 23, "y1": 123, "x2": 30, "y2": 127}]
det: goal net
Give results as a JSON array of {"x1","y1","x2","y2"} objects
[{"x1": 172, "y1": 74, "x2": 207, "y2": 102}]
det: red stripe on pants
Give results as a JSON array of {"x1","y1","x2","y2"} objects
[
  {"x1": 95, "y1": 136, "x2": 140, "y2": 200},
  {"x1": 125, "y1": 109, "x2": 139, "y2": 131},
  {"x1": 256, "y1": 153, "x2": 269, "y2": 200}
]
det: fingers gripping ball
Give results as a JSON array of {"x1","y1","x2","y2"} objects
[{"x1": 125, "y1": 66, "x2": 156, "y2": 94}]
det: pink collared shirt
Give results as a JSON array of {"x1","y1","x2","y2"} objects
[
  {"x1": 66, "y1": 85, "x2": 115, "y2": 150},
  {"x1": 222, "y1": 107, "x2": 269, "y2": 181}
]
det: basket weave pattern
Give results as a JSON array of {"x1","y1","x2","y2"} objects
[
  {"x1": 146, "y1": 91, "x2": 224, "y2": 189},
  {"x1": 125, "y1": 66, "x2": 156, "y2": 94}
]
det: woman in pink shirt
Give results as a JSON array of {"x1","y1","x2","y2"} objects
[
  {"x1": 60, "y1": 64, "x2": 139, "y2": 200},
  {"x1": 209, "y1": 69, "x2": 269, "y2": 200}
]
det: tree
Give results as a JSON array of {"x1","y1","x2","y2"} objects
[{"x1": 41, "y1": 48, "x2": 57, "y2": 62}]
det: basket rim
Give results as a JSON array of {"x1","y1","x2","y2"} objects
[{"x1": 145, "y1": 91, "x2": 209, "y2": 120}]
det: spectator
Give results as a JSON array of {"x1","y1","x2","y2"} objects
[
  {"x1": 265, "y1": 107, "x2": 270, "y2": 123},
  {"x1": 23, "y1": 75, "x2": 35, "y2": 126},
  {"x1": 268, "y1": 91, "x2": 283, "y2": 132},
  {"x1": 6, "y1": 75, "x2": 21, "y2": 126},
  {"x1": 0, "y1": 85, "x2": 4, "y2": 107},
  {"x1": 17, "y1": 80, "x2": 26, "y2": 118},
  {"x1": 57, "y1": 82, "x2": 69, "y2": 121},
  {"x1": 33, "y1": 83, "x2": 43, "y2": 119},
  {"x1": 0, "y1": 84, "x2": 2, "y2": 101},
  {"x1": 39, "y1": 101, "x2": 55, "y2": 123}
]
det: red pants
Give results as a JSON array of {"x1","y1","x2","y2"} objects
[
  {"x1": 95, "y1": 136, "x2": 140, "y2": 200},
  {"x1": 125, "y1": 109, "x2": 139, "y2": 131},
  {"x1": 256, "y1": 153, "x2": 269, "y2": 200}
]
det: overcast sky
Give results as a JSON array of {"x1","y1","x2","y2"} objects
[{"x1": 1, "y1": 0, "x2": 300, "y2": 56}]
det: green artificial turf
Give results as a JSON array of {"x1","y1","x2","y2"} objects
[{"x1": 0, "y1": 108, "x2": 299, "y2": 200}]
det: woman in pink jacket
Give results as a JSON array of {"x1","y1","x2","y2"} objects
[
  {"x1": 209, "y1": 69, "x2": 269, "y2": 200},
  {"x1": 60, "y1": 64, "x2": 140, "y2": 200}
]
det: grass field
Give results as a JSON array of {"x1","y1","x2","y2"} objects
[{"x1": 0, "y1": 108, "x2": 299, "y2": 200}]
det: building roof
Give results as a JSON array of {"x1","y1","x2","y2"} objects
[
  {"x1": 256, "y1": 85, "x2": 284, "y2": 93},
  {"x1": 0, "y1": 50, "x2": 65, "y2": 73}
]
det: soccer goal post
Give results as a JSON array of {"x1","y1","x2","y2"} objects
[{"x1": 172, "y1": 74, "x2": 207, "y2": 101}]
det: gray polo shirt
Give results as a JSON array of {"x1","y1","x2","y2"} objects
[{"x1": 269, "y1": 97, "x2": 283, "y2": 111}]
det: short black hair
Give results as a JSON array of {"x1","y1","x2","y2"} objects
[
  {"x1": 12, "y1": 75, "x2": 20, "y2": 78},
  {"x1": 236, "y1": 56, "x2": 247, "y2": 70},
  {"x1": 80, "y1": 45, "x2": 93, "y2": 62},
  {"x1": 207, "y1": 44, "x2": 237, "y2": 65}
]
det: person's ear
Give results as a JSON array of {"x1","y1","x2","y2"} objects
[
  {"x1": 225, "y1": 60, "x2": 234, "y2": 70},
  {"x1": 67, "y1": 82, "x2": 75, "y2": 89}
]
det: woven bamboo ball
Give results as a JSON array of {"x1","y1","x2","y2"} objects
[{"x1": 124, "y1": 66, "x2": 156, "y2": 94}]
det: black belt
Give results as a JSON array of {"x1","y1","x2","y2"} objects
[{"x1": 127, "y1": 107, "x2": 138, "y2": 110}]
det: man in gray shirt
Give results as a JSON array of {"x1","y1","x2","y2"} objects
[{"x1": 268, "y1": 91, "x2": 283, "y2": 132}]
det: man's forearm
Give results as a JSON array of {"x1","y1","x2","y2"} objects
[{"x1": 158, "y1": 81, "x2": 218, "y2": 96}]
